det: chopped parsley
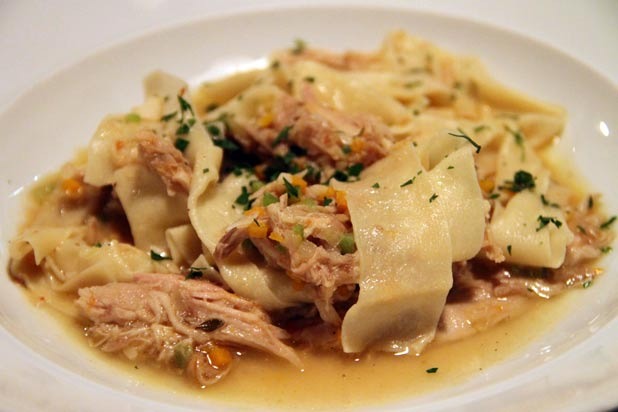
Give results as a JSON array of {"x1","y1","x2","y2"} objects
[
  {"x1": 342, "y1": 145, "x2": 351, "y2": 154},
  {"x1": 347, "y1": 163, "x2": 364, "y2": 178},
  {"x1": 536, "y1": 215, "x2": 563, "y2": 231},
  {"x1": 473, "y1": 125, "x2": 488, "y2": 133},
  {"x1": 600, "y1": 216, "x2": 616, "y2": 230},
  {"x1": 400, "y1": 178, "x2": 415, "y2": 187},
  {"x1": 331, "y1": 170, "x2": 349, "y2": 182},
  {"x1": 507, "y1": 245, "x2": 512, "y2": 255},
  {"x1": 447, "y1": 165, "x2": 454, "y2": 170},
  {"x1": 206, "y1": 103, "x2": 219, "y2": 112},
  {"x1": 272, "y1": 125, "x2": 293, "y2": 147},
  {"x1": 93, "y1": 242, "x2": 102, "y2": 248},
  {"x1": 499, "y1": 170, "x2": 535, "y2": 192},
  {"x1": 186, "y1": 267, "x2": 204, "y2": 279},
  {"x1": 429, "y1": 193, "x2": 439, "y2": 203},
  {"x1": 174, "y1": 138, "x2": 189, "y2": 152},
  {"x1": 202, "y1": 168, "x2": 210, "y2": 174},
  {"x1": 178, "y1": 95, "x2": 194, "y2": 116},
  {"x1": 447, "y1": 128, "x2": 481, "y2": 153},
  {"x1": 489, "y1": 193, "x2": 500, "y2": 199},
  {"x1": 283, "y1": 177, "x2": 299, "y2": 198},
  {"x1": 161, "y1": 111, "x2": 178, "y2": 122},
  {"x1": 175, "y1": 123, "x2": 190, "y2": 135},
  {"x1": 235, "y1": 186, "x2": 251, "y2": 207},
  {"x1": 303, "y1": 76, "x2": 315, "y2": 83},
  {"x1": 600, "y1": 246, "x2": 613, "y2": 254},
  {"x1": 583, "y1": 280, "x2": 593, "y2": 289},
  {"x1": 150, "y1": 250, "x2": 171, "y2": 261},
  {"x1": 588, "y1": 196, "x2": 594, "y2": 209},
  {"x1": 262, "y1": 192, "x2": 279, "y2": 206},
  {"x1": 206, "y1": 124, "x2": 221, "y2": 136},
  {"x1": 212, "y1": 137, "x2": 240, "y2": 151},
  {"x1": 426, "y1": 367, "x2": 438, "y2": 374},
  {"x1": 372, "y1": 182, "x2": 380, "y2": 189},
  {"x1": 196, "y1": 319, "x2": 224, "y2": 332},
  {"x1": 540, "y1": 194, "x2": 560, "y2": 208},
  {"x1": 323, "y1": 197, "x2": 333, "y2": 206}
]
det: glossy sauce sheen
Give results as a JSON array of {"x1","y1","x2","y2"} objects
[{"x1": 28, "y1": 285, "x2": 573, "y2": 411}]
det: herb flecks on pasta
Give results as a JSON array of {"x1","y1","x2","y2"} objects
[{"x1": 8, "y1": 31, "x2": 614, "y2": 388}]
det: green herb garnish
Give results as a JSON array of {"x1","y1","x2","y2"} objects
[
  {"x1": 426, "y1": 367, "x2": 438, "y2": 374},
  {"x1": 196, "y1": 319, "x2": 224, "y2": 332},
  {"x1": 499, "y1": 170, "x2": 536, "y2": 192},
  {"x1": 174, "y1": 138, "x2": 189, "y2": 152},
  {"x1": 150, "y1": 250, "x2": 172, "y2": 261},
  {"x1": 448, "y1": 128, "x2": 481, "y2": 153},
  {"x1": 429, "y1": 193, "x2": 439, "y2": 203},
  {"x1": 235, "y1": 186, "x2": 251, "y2": 206},
  {"x1": 347, "y1": 163, "x2": 363, "y2": 178},
  {"x1": 400, "y1": 178, "x2": 415, "y2": 187},
  {"x1": 161, "y1": 111, "x2": 178, "y2": 122},
  {"x1": 273, "y1": 125, "x2": 293, "y2": 147},
  {"x1": 283, "y1": 177, "x2": 299, "y2": 198},
  {"x1": 536, "y1": 215, "x2": 563, "y2": 231},
  {"x1": 186, "y1": 267, "x2": 204, "y2": 279},
  {"x1": 600, "y1": 216, "x2": 617, "y2": 230},
  {"x1": 540, "y1": 194, "x2": 559, "y2": 208}
]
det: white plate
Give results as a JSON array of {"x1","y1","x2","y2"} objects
[{"x1": 1, "y1": 6, "x2": 617, "y2": 412}]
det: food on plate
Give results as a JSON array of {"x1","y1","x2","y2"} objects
[{"x1": 8, "y1": 31, "x2": 615, "y2": 388}]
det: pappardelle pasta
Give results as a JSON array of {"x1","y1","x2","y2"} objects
[{"x1": 8, "y1": 31, "x2": 615, "y2": 387}]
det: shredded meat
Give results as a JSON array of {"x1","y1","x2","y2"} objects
[
  {"x1": 233, "y1": 88, "x2": 391, "y2": 172},
  {"x1": 136, "y1": 131, "x2": 192, "y2": 196},
  {"x1": 215, "y1": 178, "x2": 359, "y2": 324},
  {"x1": 77, "y1": 273, "x2": 300, "y2": 385}
]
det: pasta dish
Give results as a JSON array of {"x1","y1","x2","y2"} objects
[{"x1": 8, "y1": 32, "x2": 615, "y2": 388}]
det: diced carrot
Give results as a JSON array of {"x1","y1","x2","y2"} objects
[
  {"x1": 291, "y1": 175, "x2": 307, "y2": 193},
  {"x1": 62, "y1": 178, "x2": 83, "y2": 199},
  {"x1": 268, "y1": 231, "x2": 284, "y2": 243},
  {"x1": 244, "y1": 206, "x2": 266, "y2": 217},
  {"x1": 351, "y1": 138, "x2": 365, "y2": 153},
  {"x1": 335, "y1": 190, "x2": 348, "y2": 212},
  {"x1": 258, "y1": 112, "x2": 274, "y2": 128},
  {"x1": 317, "y1": 186, "x2": 336, "y2": 202},
  {"x1": 248, "y1": 221, "x2": 268, "y2": 238},
  {"x1": 207, "y1": 344, "x2": 233, "y2": 369},
  {"x1": 479, "y1": 178, "x2": 494, "y2": 193}
]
